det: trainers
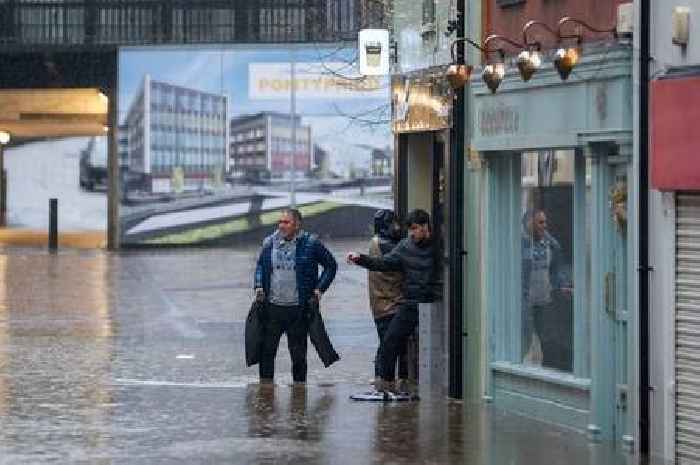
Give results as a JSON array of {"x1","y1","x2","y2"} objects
[{"x1": 374, "y1": 379, "x2": 396, "y2": 393}]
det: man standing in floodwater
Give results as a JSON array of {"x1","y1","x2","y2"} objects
[
  {"x1": 347, "y1": 209, "x2": 440, "y2": 396},
  {"x1": 254, "y1": 208, "x2": 337, "y2": 384}
]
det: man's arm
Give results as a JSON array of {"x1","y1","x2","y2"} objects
[
  {"x1": 315, "y1": 240, "x2": 338, "y2": 293},
  {"x1": 254, "y1": 239, "x2": 269, "y2": 291},
  {"x1": 354, "y1": 242, "x2": 404, "y2": 272}
]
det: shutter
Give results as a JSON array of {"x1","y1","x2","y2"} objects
[{"x1": 676, "y1": 193, "x2": 700, "y2": 465}]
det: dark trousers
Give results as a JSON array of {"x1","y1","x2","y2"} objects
[
  {"x1": 374, "y1": 314, "x2": 409, "y2": 379},
  {"x1": 259, "y1": 304, "x2": 308, "y2": 382},
  {"x1": 380, "y1": 304, "x2": 418, "y2": 382},
  {"x1": 532, "y1": 301, "x2": 573, "y2": 372}
]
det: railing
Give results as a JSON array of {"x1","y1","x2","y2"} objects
[{"x1": 0, "y1": 0, "x2": 385, "y2": 47}]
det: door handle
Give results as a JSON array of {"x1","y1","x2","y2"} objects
[{"x1": 604, "y1": 272, "x2": 616, "y2": 314}]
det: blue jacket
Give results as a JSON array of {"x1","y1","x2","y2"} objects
[{"x1": 254, "y1": 231, "x2": 337, "y2": 307}]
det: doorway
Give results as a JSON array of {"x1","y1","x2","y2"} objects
[{"x1": 396, "y1": 129, "x2": 461, "y2": 393}]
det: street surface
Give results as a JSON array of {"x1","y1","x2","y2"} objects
[{"x1": 0, "y1": 240, "x2": 641, "y2": 464}]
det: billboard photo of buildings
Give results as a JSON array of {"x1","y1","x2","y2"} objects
[{"x1": 118, "y1": 45, "x2": 392, "y2": 246}]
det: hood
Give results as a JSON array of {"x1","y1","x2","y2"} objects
[{"x1": 373, "y1": 209, "x2": 400, "y2": 241}]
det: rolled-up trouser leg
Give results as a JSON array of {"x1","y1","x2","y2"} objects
[{"x1": 380, "y1": 304, "x2": 418, "y2": 382}]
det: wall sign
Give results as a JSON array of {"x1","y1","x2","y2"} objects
[
  {"x1": 391, "y1": 67, "x2": 452, "y2": 133},
  {"x1": 478, "y1": 103, "x2": 521, "y2": 137}
]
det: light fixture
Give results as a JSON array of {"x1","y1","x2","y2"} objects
[
  {"x1": 481, "y1": 35, "x2": 524, "y2": 93},
  {"x1": 0, "y1": 131, "x2": 10, "y2": 145},
  {"x1": 555, "y1": 16, "x2": 617, "y2": 80},
  {"x1": 553, "y1": 46, "x2": 580, "y2": 80},
  {"x1": 482, "y1": 61, "x2": 506, "y2": 94},
  {"x1": 520, "y1": 20, "x2": 558, "y2": 82},
  {"x1": 446, "y1": 63, "x2": 473, "y2": 90},
  {"x1": 516, "y1": 49, "x2": 541, "y2": 82},
  {"x1": 445, "y1": 37, "x2": 484, "y2": 90}
]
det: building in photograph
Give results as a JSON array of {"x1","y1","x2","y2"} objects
[
  {"x1": 118, "y1": 123, "x2": 129, "y2": 169},
  {"x1": 229, "y1": 112, "x2": 311, "y2": 182},
  {"x1": 312, "y1": 144, "x2": 331, "y2": 178},
  {"x1": 370, "y1": 146, "x2": 391, "y2": 177},
  {"x1": 124, "y1": 75, "x2": 228, "y2": 193}
]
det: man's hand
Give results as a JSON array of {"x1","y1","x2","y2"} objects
[
  {"x1": 346, "y1": 252, "x2": 360, "y2": 265},
  {"x1": 255, "y1": 288, "x2": 265, "y2": 302},
  {"x1": 313, "y1": 289, "x2": 323, "y2": 302}
]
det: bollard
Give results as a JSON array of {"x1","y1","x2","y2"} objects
[{"x1": 49, "y1": 198, "x2": 58, "y2": 251}]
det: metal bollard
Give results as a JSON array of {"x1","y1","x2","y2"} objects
[{"x1": 49, "y1": 198, "x2": 58, "y2": 251}]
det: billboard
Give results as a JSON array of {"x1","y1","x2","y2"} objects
[{"x1": 118, "y1": 45, "x2": 393, "y2": 247}]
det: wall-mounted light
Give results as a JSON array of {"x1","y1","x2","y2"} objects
[
  {"x1": 520, "y1": 20, "x2": 557, "y2": 81},
  {"x1": 481, "y1": 35, "x2": 524, "y2": 93},
  {"x1": 482, "y1": 61, "x2": 506, "y2": 93},
  {"x1": 0, "y1": 131, "x2": 10, "y2": 145},
  {"x1": 445, "y1": 37, "x2": 484, "y2": 90},
  {"x1": 555, "y1": 16, "x2": 617, "y2": 80},
  {"x1": 553, "y1": 46, "x2": 580, "y2": 80},
  {"x1": 445, "y1": 16, "x2": 617, "y2": 94}
]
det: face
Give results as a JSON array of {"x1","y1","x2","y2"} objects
[
  {"x1": 531, "y1": 211, "x2": 547, "y2": 238},
  {"x1": 408, "y1": 223, "x2": 430, "y2": 243},
  {"x1": 278, "y1": 212, "x2": 300, "y2": 240}
]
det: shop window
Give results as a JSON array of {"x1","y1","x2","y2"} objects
[
  {"x1": 488, "y1": 149, "x2": 589, "y2": 377},
  {"x1": 520, "y1": 150, "x2": 575, "y2": 372}
]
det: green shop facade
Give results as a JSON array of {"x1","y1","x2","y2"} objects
[{"x1": 465, "y1": 42, "x2": 639, "y2": 448}]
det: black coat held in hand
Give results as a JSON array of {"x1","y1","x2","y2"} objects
[
  {"x1": 245, "y1": 300, "x2": 264, "y2": 367},
  {"x1": 244, "y1": 299, "x2": 340, "y2": 368}
]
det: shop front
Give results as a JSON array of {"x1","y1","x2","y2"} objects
[
  {"x1": 471, "y1": 44, "x2": 636, "y2": 446},
  {"x1": 391, "y1": 66, "x2": 464, "y2": 397}
]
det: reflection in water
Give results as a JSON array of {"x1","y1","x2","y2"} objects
[
  {"x1": 0, "y1": 251, "x2": 114, "y2": 459},
  {"x1": 246, "y1": 384, "x2": 335, "y2": 442}
]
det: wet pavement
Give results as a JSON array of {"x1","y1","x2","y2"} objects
[{"x1": 0, "y1": 240, "x2": 643, "y2": 464}]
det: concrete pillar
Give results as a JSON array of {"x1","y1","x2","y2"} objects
[{"x1": 419, "y1": 301, "x2": 448, "y2": 395}]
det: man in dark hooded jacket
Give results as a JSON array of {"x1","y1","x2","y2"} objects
[{"x1": 347, "y1": 209, "x2": 440, "y2": 394}]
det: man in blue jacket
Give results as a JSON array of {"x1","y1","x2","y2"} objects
[{"x1": 254, "y1": 208, "x2": 337, "y2": 384}]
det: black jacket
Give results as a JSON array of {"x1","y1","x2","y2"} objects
[
  {"x1": 356, "y1": 237, "x2": 441, "y2": 304},
  {"x1": 306, "y1": 299, "x2": 340, "y2": 367},
  {"x1": 245, "y1": 300, "x2": 265, "y2": 367},
  {"x1": 244, "y1": 299, "x2": 340, "y2": 368}
]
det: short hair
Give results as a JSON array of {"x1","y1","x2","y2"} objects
[
  {"x1": 281, "y1": 208, "x2": 302, "y2": 224},
  {"x1": 405, "y1": 209, "x2": 430, "y2": 227},
  {"x1": 522, "y1": 209, "x2": 545, "y2": 229}
]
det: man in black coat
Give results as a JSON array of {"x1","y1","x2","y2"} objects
[{"x1": 347, "y1": 209, "x2": 440, "y2": 395}]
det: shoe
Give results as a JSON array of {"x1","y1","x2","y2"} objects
[
  {"x1": 396, "y1": 379, "x2": 412, "y2": 394},
  {"x1": 374, "y1": 379, "x2": 396, "y2": 393}
]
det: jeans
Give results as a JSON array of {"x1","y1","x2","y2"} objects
[
  {"x1": 374, "y1": 314, "x2": 409, "y2": 379},
  {"x1": 259, "y1": 304, "x2": 308, "y2": 382},
  {"x1": 380, "y1": 304, "x2": 418, "y2": 382}
]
